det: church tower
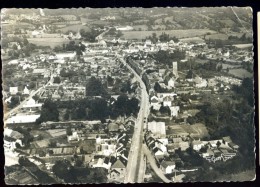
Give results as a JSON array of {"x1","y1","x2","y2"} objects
[{"x1": 172, "y1": 61, "x2": 178, "y2": 77}]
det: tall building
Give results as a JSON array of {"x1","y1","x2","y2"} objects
[{"x1": 172, "y1": 61, "x2": 178, "y2": 77}]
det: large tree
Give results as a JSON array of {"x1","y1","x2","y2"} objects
[
  {"x1": 154, "y1": 50, "x2": 185, "y2": 66},
  {"x1": 36, "y1": 99, "x2": 59, "y2": 124},
  {"x1": 85, "y1": 77, "x2": 107, "y2": 96},
  {"x1": 112, "y1": 94, "x2": 139, "y2": 117},
  {"x1": 52, "y1": 160, "x2": 77, "y2": 183}
]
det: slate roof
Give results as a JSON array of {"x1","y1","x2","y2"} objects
[
  {"x1": 111, "y1": 159, "x2": 126, "y2": 169},
  {"x1": 160, "y1": 161, "x2": 175, "y2": 168}
]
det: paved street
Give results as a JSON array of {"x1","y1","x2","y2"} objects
[{"x1": 117, "y1": 56, "x2": 150, "y2": 183}]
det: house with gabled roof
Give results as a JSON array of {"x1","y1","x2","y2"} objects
[
  {"x1": 109, "y1": 169, "x2": 121, "y2": 180},
  {"x1": 23, "y1": 86, "x2": 30, "y2": 95},
  {"x1": 93, "y1": 157, "x2": 112, "y2": 170},
  {"x1": 154, "y1": 147, "x2": 165, "y2": 160},
  {"x1": 110, "y1": 158, "x2": 126, "y2": 179},
  {"x1": 192, "y1": 140, "x2": 205, "y2": 151},
  {"x1": 160, "y1": 161, "x2": 176, "y2": 174},
  {"x1": 228, "y1": 142, "x2": 239, "y2": 151},
  {"x1": 150, "y1": 95, "x2": 159, "y2": 104},
  {"x1": 222, "y1": 136, "x2": 232, "y2": 146}
]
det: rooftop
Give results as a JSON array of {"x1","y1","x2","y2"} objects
[
  {"x1": 6, "y1": 114, "x2": 40, "y2": 124},
  {"x1": 111, "y1": 159, "x2": 126, "y2": 169},
  {"x1": 161, "y1": 161, "x2": 175, "y2": 168}
]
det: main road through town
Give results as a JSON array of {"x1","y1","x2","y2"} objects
[
  {"x1": 4, "y1": 70, "x2": 55, "y2": 123},
  {"x1": 117, "y1": 55, "x2": 150, "y2": 183}
]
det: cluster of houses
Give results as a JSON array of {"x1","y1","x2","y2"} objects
[
  {"x1": 39, "y1": 84, "x2": 86, "y2": 101},
  {"x1": 123, "y1": 45, "x2": 242, "y2": 181},
  {"x1": 144, "y1": 120, "x2": 239, "y2": 181},
  {"x1": 192, "y1": 136, "x2": 239, "y2": 163},
  {"x1": 150, "y1": 93, "x2": 180, "y2": 117},
  {"x1": 4, "y1": 114, "x2": 138, "y2": 183},
  {"x1": 4, "y1": 55, "x2": 52, "y2": 102}
]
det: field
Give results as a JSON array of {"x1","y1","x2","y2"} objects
[
  {"x1": 205, "y1": 33, "x2": 229, "y2": 40},
  {"x1": 121, "y1": 29, "x2": 217, "y2": 40},
  {"x1": 229, "y1": 68, "x2": 252, "y2": 78},
  {"x1": 232, "y1": 44, "x2": 253, "y2": 49},
  {"x1": 166, "y1": 123, "x2": 210, "y2": 139},
  {"x1": 132, "y1": 25, "x2": 148, "y2": 31},
  {"x1": 28, "y1": 37, "x2": 70, "y2": 48},
  {"x1": 219, "y1": 19, "x2": 235, "y2": 27},
  {"x1": 152, "y1": 25, "x2": 166, "y2": 30},
  {"x1": 205, "y1": 32, "x2": 253, "y2": 42},
  {"x1": 222, "y1": 63, "x2": 241, "y2": 70},
  {"x1": 154, "y1": 16, "x2": 176, "y2": 24},
  {"x1": 2, "y1": 22, "x2": 35, "y2": 31},
  {"x1": 228, "y1": 32, "x2": 252, "y2": 38},
  {"x1": 59, "y1": 24, "x2": 91, "y2": 33},
  {"x1": 179, "y1": 37, "x2": 205, "y2": 43}
]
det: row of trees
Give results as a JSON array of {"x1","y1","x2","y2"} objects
[
  {"x1": 52, "y1": 159, "x2": 107, "y2": 183},
  {"x1": 153, "y1": 50, "x2": 185, "y2": 66},
  {"x1": 145, "y1": 32, "x2": 179, "y2": 44},
  {"x1": 206, "y1": 33, "x2": 252, "y2": 48},
  {"x1": 3, "y1": 38, "x2": 37, "y2": 59},
  {"x1": 54, "y1": 41, "x2": 86, "y2": 56},
  {"x1": 85, "y1": 77, "x2": 108, "y2": 96},
  {"x1": 36, "y1": 93, "x2": 139, "y2": 123},
  {"x1": 104, "y1": 27, "x2": 123, "y2": 38},
  {"x1": 177, "y1": 59, "x2": 223, "y2": 79},
  {"x1": 79, "y1": 28, "x2": 103, "y2": 42},
  {"x1": 86, "y1": 76, "x2": 138, "y2": 96},
  {"x1": 228, "y1": 33, "x2": 252, "y2": 43},
  {"x1": 36, "y1": 100, "x2": 60, "y2": 124},
  {"x1": 36, "y1": 75, "x2": 139, "y2": 122}
]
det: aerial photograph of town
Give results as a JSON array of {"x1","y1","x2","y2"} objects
[{"x1": 2, "y1": 7, "x2": 255, "y2": 184}]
